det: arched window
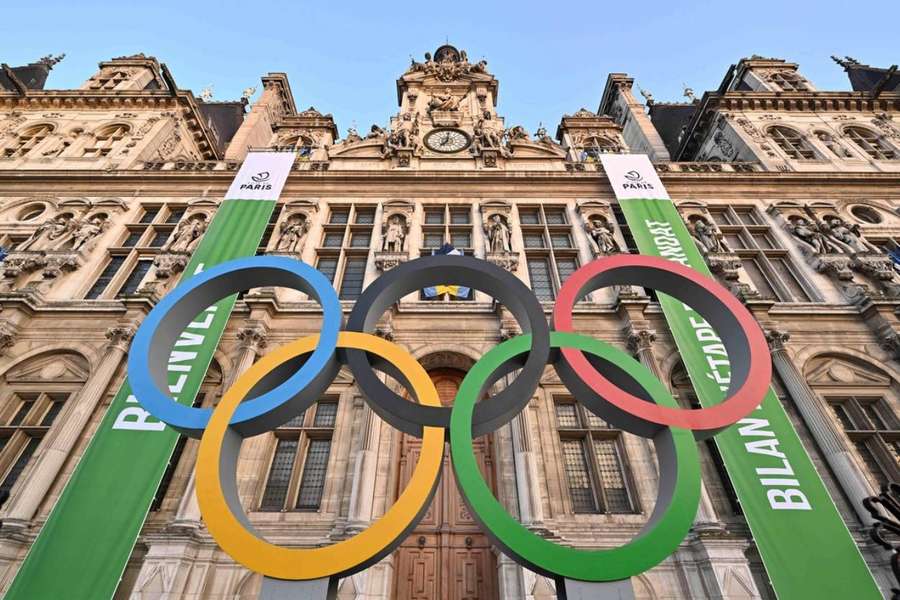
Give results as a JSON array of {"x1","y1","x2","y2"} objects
[
  {"x1": 83, "y1": 124, "x2": 130, "y2": 158},
  {"x1": 281, "y1": 136, "x2": 314, "y2": 159},
  {"x1": 3, "y1": 124, "x2": 54, "y2": 159},
  {"x1": 769, "y1": 72, "x2": 809, "y2": 92},
  {"x1": 580, "y1": 136, "x2": 621, "y2": 162},
  {"x1": 768, "y1": 126, "x2": 817, "y2": 160},
  {"x1": 0, "y1": 351, "x2": 90, "y2": 507},
  {"x1": 845, "y1": 127, "x2": 897, "y2": 160}
]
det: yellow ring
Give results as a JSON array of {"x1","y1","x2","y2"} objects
[{"x1": 196, "y1": 332, "x2": 444, "y2": 580}]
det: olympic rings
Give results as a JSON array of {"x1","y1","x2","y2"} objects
[
  {"x1": 450, "y1": 332, "x2": 701, "y2": 581},
  {"x1": 553, "y1": 254, "x2": 771, "y2": 439},
  {"x1": 196, "y1": 332, "x2": 444, "y2": 580},
  {"x1": 128, "y1": 256, "x2": 342, "y2": 437},
  {"x1": 130, "y1": 251, "x2": 771, "y2": 584},
  {"x1": 345, "y1": 253, "x2": 549, "y2": 437}
]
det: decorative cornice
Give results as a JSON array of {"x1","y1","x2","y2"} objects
[{"x1": 765, "y1": 328, "x2": 791, "y2": 352}]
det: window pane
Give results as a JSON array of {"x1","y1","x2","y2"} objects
[
  {"x1": 708, "y1": 209, "x2": 731, "y2": 226},
  {"x1": 317, "y1": 257, "x2": 337, "y2": 283},
  {"x1": 450, "y1": 210, "x2": 469, "y2": 224},
  {"x1": 296, "y1": 439, "x2": 331, "y2": 510},
  {"x1": 593, "y1": 439, "x2": 633, "y2": 513},
  {"x1": 350, "y1": 232, "x2": 371, "y2": 248},
  {"x1": 724, "y1": 233, "x2": 747, "y2": 249},
  {"x1": 544, "y1": 209, "x2": 566, "y2": 225},
  {"x1": 425, "y1": 209, "x2": 444, "y2": 224},
  {"x1": 329, "y1": 209, "x2": 349, "y2": 224},
  {"x1": 322, "y1": 232, "x2": 344, "y2": 247},
  {"x1": 166, "y1": 209, "x2": 185, "y2": 224},
  {"x1": 117, "y1": 260, "x2": 152, "y2": 297},
  {"x1": 260, "y1": 438, "x2": 298, "y2": 510},
  {"x1": 853, "y1": 440, "x2": 888, "y2": 488},
  {"x1": 313, "y1": 403, "x2": 338, "y2": 428},
  {"x1": 121, "y1": 230, "x2": 144, "y2": 247},
  {"x1": 423, "y1": 233, "x2": 444, "y2": 248},
  {"x1": 556, "y1": 258, "x2": 578, "y2": 286},
  {"x1": 354, "y1": 208, "x2": 375, "y2": 224},
  {"x1": 339, "y1": 257, "x2": 367, "y2": 300},
  {"x1": 149, "y1": 229, "x2": 171, "y2": 248},
  {"x1": 585, "y1": 410, "x2": 608, "y2": 429},
  {"x1": 519, "y1": 209, "x2": 540, "y2": 225},
  {"x1": 524, "y1": 233, "x2": 545, "y2": 248},
  {"x1": 862, "y1": 403, "x2": 888, "y2": 430},
  {"x1": 39, "y1": 401, "x2": 64, "y2": 427},
  {"x1": 0, "y1": 437, "x2": 42, "y2": 502},
  {"x1": 283, "y1": 410, "x2": 307, "y2": 428},
  {"x1": 9, "y1": 399, "x2": 34, "y2": 426},
  {"x1": 139, "y1": 208, "x2": 159, "y2": 223},
  {"x1": 735, "y1": 209, "x2": 759, "y2": 225},
  {"x1": 561, "y1": 440, "x2": 597, "y2": 513},
  {"x1": 86, "y1": 256, "x2": 126, "y2": 299},
  {"x1": 769, "y1": 258, "x2": 810, "y2": 302},
  {"x1": 550, "y1": 234, "x2": 571, "y2": 248},
  {"x1": 451, "y1": 232, "x2": 470, "y2": 248},
  {"x1": 830, "y1": 403, "x2": 856, "y2": 430},
  {"x1": 527, "y1": 258, "x2": 554, "y2": 301},
  {"x1": 741, "y1": 258, "x2": 778, "y2": 299},
  {"x1": 555, "y1": 403, "x2": 579, "y2": 428}
]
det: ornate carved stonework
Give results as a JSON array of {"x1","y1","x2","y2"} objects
[
  {"x1": 485, "y1": 251, "x2": 519, "y2": 272},
  {"x1": 105, "y1": 323, "x2": 136, "y2": 352},
  {"x1": 236, "y1": 324, "x2": 268, "y2": 353},
  {"x1": 374, "y1": 251, "x2": 409, "y2": 272},
  {"x1": 626, "y1": 328, "x2": 656, "y2": 354}
]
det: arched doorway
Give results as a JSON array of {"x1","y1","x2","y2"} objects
[{"x1": 393, "y1": 367, "x2": 499, "y2": 599}]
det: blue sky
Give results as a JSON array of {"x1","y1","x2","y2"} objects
[{"x1": 3, "y1": 1, "x2": 897, "y2": 137}]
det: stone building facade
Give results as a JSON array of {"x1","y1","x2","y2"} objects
[{"x1": 0, "y1": 47, "x2": 898, "y2": 598}]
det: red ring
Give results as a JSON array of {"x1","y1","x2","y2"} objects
[{"x1": 553, "y1": 254, "x2": 770, "y2": 434}]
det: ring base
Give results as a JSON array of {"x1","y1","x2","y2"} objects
[
  {"x1": 260, "y1": 576, "x2": 337, "y2": 600},
  {"x1": 558, "y1": 578, "x2": 634, "y2": 600}
]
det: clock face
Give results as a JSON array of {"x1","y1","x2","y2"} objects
[{"x1": 425, "y1": 128, "x2": 471, "y2": 153}]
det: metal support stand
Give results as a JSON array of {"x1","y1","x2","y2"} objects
[
  {"x1": 260, "y1": 577, "x2": 337, "y2": 599},
  {"x1": 557, "y1": 578, "x2": 635, "y2": 600}
]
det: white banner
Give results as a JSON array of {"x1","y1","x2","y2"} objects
[
  {"x1": 599, "y1": 154, "x2": 670, "y2": 200},
  {"x1": 225, "y1": 151, "x2": 296, "y2": 201}
]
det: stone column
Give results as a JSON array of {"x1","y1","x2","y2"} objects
[
  {"x1": 509, "y1": 402, "x2": 544, "y2": 526},
  {"x1": 1, "y1": 323, "x2": 135, "y2": 528},
  {"x1": 173, "y1": 322, "x2": 269, "y2": 525},
  {"x1": 625, "y1": 326, "x2": 720, "y2": 527},
  {"x1": 765, "y1": 328, "x2": 875, "y2": 524},
  {"x1": 347, "y1": 400, "x2": 383, "y2": 530}
]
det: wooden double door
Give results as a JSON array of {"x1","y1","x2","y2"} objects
[{"x1": 393, "y1": 369, "x2": 499, "y2": 600}]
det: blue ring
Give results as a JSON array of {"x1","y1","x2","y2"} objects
[{"x1": 128, "y1": 256, "x2": 341, "y2": 437}]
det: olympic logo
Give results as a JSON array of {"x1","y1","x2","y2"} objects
[{"x1": 128, "y1": 252, "x2": 771, "y2": 583}]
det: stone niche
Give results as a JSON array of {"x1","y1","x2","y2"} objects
[
  {"x1": 270, "y1": 199, "x2": 318, "y2": 256},
  {"x1": 576, "y1": 200, "x2": 621, "y2": 257},
  {"x1": 375, "y1": 200, "x2": 413, "y2": 271},
  {"x1": 481, "y1": 200, "x2": 517, "y2": 271}
]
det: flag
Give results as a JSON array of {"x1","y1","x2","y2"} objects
[{"x1": 423, "y1": 244, "x2": 471, "y2": 299}]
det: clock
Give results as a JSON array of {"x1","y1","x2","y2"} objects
[{"x1": 424, "y1": 128, "x2": 471, "y2": 153}]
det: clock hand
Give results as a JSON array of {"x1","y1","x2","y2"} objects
[{"x1": 441, "y1": 133, "x2": 451, "y2": 145}]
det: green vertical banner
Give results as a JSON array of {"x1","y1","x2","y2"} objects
[
  {"x1": 6, "y1": 151, "x2": 296, "y2": 600},
  {"x1": 599, "y1": 154, "x2": 881, "y2": 599}
]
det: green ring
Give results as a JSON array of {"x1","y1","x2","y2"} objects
[{"x1": 450, "y1": 331, "x2": 701, "y2": 582}]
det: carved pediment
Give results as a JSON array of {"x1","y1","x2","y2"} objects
[
  {"x1": 4, "y1": 351, "x2": 90, "y2": 383},
  {"x1": 805, "y1": 355, "x2": 891, "y2": 386},
  {"x1": 507, "y1": 139, "x2": 566, "y2": 158},
  {"x1": 327, "y1": 137, "x2": 385, "y2": 158}
]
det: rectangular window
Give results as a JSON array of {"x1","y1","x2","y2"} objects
[
  {"x1": 313, "y1": 402, "x2": 338, "y2": 427},
  {"x1": 519, "y1": 208, "x2": 540, "y2": 225},
  {"x1": 593, "y1": 439, "x2": 632, "y2": 513},
  {"x1": 561, "y1": 440, "x2": 597, "y2": 513},
  {"x1": 339, "y1": 257, "x2": 366, "y2": 300},
  {"x1": 323, "y1": 232, "x2": 344, "y2": 247},
  {"x1": 450, "y1": 210, "x2": 470, "y2": 224},
  {"x1": 425, "y1": 209, "x2": 444, "y2": 224},
  {"x1": 354, "y1": 208, "x2": 375, "y2": 224},
  {"x1": 423, "y1": 233, "x2": 444, "y2": 249},
  {"x1": 329, "y1": 208, "x2": 349, "y2": 224},
  {"x1": 149, "y1": 229, "x2": 171, "y2": 248},
  {"x1": 121, "y1": 230, "x2": 144, "y2": 247},
  {"x1": 166, "y1": 208, "x2": 185, "y2": 224},
  {"x1": 317, "y1": 257, "x2": 338, "y2": 283},
  {"x1": 828, "y1": 396, "x2": 899, "y2": 488},
  {"x1": 522, "y1": 204, "x2": 580, "y2": 300},
  {"x1": 349, "y1": 232, "x2": 371, "y2": 248},
  {"x1": 140, "y1": 208, "x2": 160, "y2": 223},
  {"x1": 86, "y1": 256, "x2": 126, "y2": 299}
]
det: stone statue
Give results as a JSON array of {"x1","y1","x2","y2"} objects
[
  {"x1": 17, "y1": 213, "x2": 73, "y2": 251},
  {"x1": 427, "y1": 88, "x2": 461, "y2": 113},
  {"x1": 815, "y1": 132, "x2": 853, "y2": 158},
  {"x1": 344, "y1": 127, "x2": 362, "y2": 144},
  {"x1": 823, "y1": 216, "x2": 878, "y2": 254},
  {"x1": 690, "y1": 217, "x2": 727, "y2": 253},
  {"x1": 382, "y1": 215, "x2": 406, "y2": 252},
  {"x1": 535, "y1": 125, "x2": 555, "y2": 146},
  {"x1": 474, "y1": 118, "x2": 503, "y2": 149},
  {"x1": 789, "y1": 216, "x2": 834, "y2": 254},
  {"x1": 586, "y1": 217, "x2": 620, "y2": 254},
  {"x1": 275, "y1": 216, "x2": 309, "y2": 253},
  {"x1": 505, "y1": 125, "x2": 529, "y2": 142},
  {"x1": 487, "y1": 214, "x2": 511, "y2": 253},
  {"x1": 367, "y1": 125, "x2": 387, "y2": 139},
  {"x1": 164, "y1": 215, "x2": 207, "y2": 253},
  {"x1": 70, "y1": 214, "x2": 107, "y2": 251}
]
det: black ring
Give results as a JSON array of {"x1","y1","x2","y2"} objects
[{"x1": 345, "y1": 254, "x2": 550, "y2": 437}]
